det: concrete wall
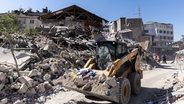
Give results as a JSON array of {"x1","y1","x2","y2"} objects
[
  {"x1": 15, "y1": 13, "x2": 42, "y2": 29},
  {"x1": 109, "y1": 17, "x2": 144, "y2": 41},
  {"x1": 117, "y1": 18, "x2": 125, "y2": 31}
]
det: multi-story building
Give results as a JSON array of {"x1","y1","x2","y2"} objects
[
  {"x1": 144, "y1": 22, "x2": 174, "y2": 54},
  {"x1": 0, "y1": 12, "x2": 46, "y2": 30},
  {"x1": 14, "y1": 13, "x2": 42, "y2": 29}
]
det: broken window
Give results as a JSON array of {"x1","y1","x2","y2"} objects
[{"x1": 30, "y1": 20, "x2": 34, "y2": 24}]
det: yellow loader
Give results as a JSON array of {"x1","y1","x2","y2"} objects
[{"x1": 63, "y1": 41, "x2": 144, "y2": 104}]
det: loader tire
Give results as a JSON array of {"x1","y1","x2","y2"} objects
[
  {"x1": 119, "y1": 78, "x2": 131, "y2": 104},
  {"x1": 129, "y1": 72, "x2": 141, "y2": 95}
]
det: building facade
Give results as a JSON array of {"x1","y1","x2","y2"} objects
[
  {"x1": 109, "y1": 17, "x2": 144, "y2": 41},
  {"x1": 14, "y1": 13, "x2": 42, "y2": 29},
  {"x1": 144, "y1": 22, "x2": 174, "y2": 54}
]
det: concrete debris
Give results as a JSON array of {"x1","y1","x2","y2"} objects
[
  {"x1": 18, "y1": 83, "x2": 28, "y2": 93},
  {"x1": 37, "y1": 83, "x2": 46, "y2": 93},
  {"x1": 28, "y1": 69, "x2": 40, "y2": 77},
  {"x1": 145, "y1": 71, "x2": 184, "y2": 104},
  {"x1": 10, "y1": 83, "x2": 21, "y2": 90},
  {"x1": 99, "y1": 74, "x2": 107, "y2": 83},
  {"x1": 105, "y1": 77, "x2": 117, "y2": 88},
  {"x1": 0, "y1": 83, "x2": 5, "y2": 91},
  {"x1": 18, "y1": 76, "x2": 33, "y2": 87},
  {"x1": 26, "y1": 88, "x2": 36, "y2": 95},
  {"x1": 38, "y1": 96, "x2": 46, "y2": 102},
  {"x1": 0, "y1": 72, "x2": 6, "y2": 81},
  {"x1": 43, "y1": 73, "x2": 51, "y2": 81},
  {"x1": 0, "y1": 98, "x2": 8, "y2": 104}
]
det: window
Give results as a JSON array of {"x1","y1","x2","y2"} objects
[
  {"x1": 18, "y1": 20, "x2": 25, "y2": 24},
  {"x1": 159, "y1": 30, "x2": 162, "y2": 33},
  {"x1": 164, "y1": 31, "x2": 166, "y2": 34},
  {"x1": 164, "y1": 36, "x2": 166, "y2": 39},
  {"x1": 171, "y1": 32, "x2": 173, "y2": 34},
  {"x1": 160, "y1": 36, "x2": 162, "y2": 39},
  {"x1": 18, "y1": 20, "x2": 22, "y2": 24},
  {"x1": 145, "y1": 30, "x2": 149, "y2": 33},
  {"x1": 30, "y1": 20, "x2": 34, "y2": 24},
  {"x1": 116, "y1": 44, "x2": 127, "y2": 58},
  {"x1": 171, "y1": 37, "x2": 173, "y2": 40}
]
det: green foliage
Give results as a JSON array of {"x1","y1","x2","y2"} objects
[
  {"x1": 24, "y1": 27, "x2": 37, "y2": 37},
  {"x1": 0, "y1": 13, "x2": 22, "y2": 36}
]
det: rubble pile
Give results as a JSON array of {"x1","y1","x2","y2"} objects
[
  {"x1": 0, "y1": 26, "x2": 96, "y2": 103},
  {"x1": 144, "y1": 72, "x2": 184, "y2": 104},
  {"x1": 141, "y1": 52, "x2": 161, "y2": 71}
]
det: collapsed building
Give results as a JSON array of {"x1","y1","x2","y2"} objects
[{"x1": 40, "y1": 5, "x2": 108, "y2": 32}]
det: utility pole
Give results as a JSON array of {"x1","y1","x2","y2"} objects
[{"x1": 138, "y1": 0, "x2": 141, "y2": 18}]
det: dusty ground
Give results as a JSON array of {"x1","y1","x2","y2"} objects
[{"x1": 45, "y1": 62, "x2": 178, "y2": 104}]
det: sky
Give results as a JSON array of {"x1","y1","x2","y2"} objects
[{"x1": 0, "y1": 0, "x2": 183, "y2": 41}]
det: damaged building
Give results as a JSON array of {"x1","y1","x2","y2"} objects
[
  {"x1": 40, "y1": 5, "x2": 108, "y2": 32},
  {"x1": 144, "y1": 22, "x2": 174, "y2": 54},
  {"x1": 109, "y1": 17, "x2": 144, "y2": 41}
]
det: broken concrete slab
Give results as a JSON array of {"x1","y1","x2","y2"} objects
[
  {"x1": 74, "y1": 78, "x2": 88, "y2": 87},
  {"x1": 0, "y1": 72, "x2": 6, "y2": 81},
  {"x1": 13, "y1": 99, "x2": 25, "y2": 104},
  {"x1": 82, "y1": 82, "x2": 92, "y2": 91},
  {"x1": 0, "y1": 98, "x2": 8, "y2": 104},
  {"x1": 26, "y1": 88, "x2": 36, "y2": 95},
  {"x1": 18, "y1": 83, "x2": 28, "y2": 93},
  {"x1": 0, "y1": 83, "x2": 5, "y2": 91},
  {"x1": 10, "y1": 83, "x2": 21, "y2": 90},
  {"x1": 19, "y1": 71, "x2": 30, "y2": 76},
  {"x1": 105, "y1": 77, "x2": 117, "y2": 88},
  {"x1": 28, "y1": 69, "x2": 40, "y2": 77},
  {"x1": 38, "y1": 96, "x2": 46, "y2": 102},
  {"x1": 0, "y1": 47, "x2": 32, "y2": 69},
  {"x1": 44, "y1": 81, "x2": 52, "y2": 89},
  {"x1": 36, "y1": 83, "x2": 45, "y2": 93},
  {"x1": 18, "y1": 76, "x2": 33, "y2": 87},
  {"x1": 98, "y1": 74, "x2": 106, "y2": 83}
]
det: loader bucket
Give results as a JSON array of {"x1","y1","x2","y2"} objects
[
  {"x1": 61, "y1": 76, "x2": 120, "y2": 103},
  {"x1": 63, "y1": 85, "x2": 118, "y2": 103}
]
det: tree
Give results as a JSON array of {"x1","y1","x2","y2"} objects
[
  {"x1": 0, "y1": 13, "x2": 23, "y2": 76},
  {"x1": 24, "y1": 27, "x2": 37, "y2": 37},
  {"x1": 26, "y1": 8, "x2": 33, "y2": 13}
]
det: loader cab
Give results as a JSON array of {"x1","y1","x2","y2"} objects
[{"x1": 96, "y1": 41, "x2": 128, "y2": 70}]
